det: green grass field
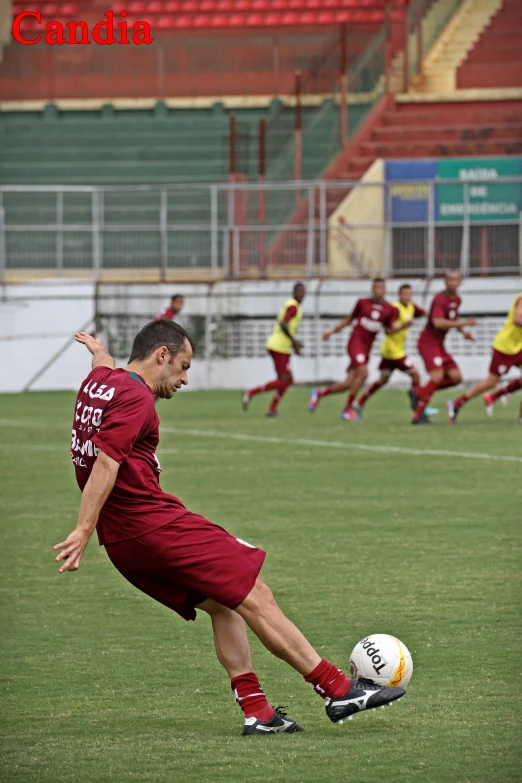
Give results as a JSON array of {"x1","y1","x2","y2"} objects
[{"x1": 1, "y1": 387, "x2": 521, "y2": 783}]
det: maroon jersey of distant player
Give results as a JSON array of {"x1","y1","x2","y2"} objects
[
  {"x1": 71, "y1": 366, "x2": 186, "y2": 546},
  {"x1": 419, "y1": 292, "x2": 461, "y2": 347},
  {"x1": 348, "y1": 298, "x2": 399, "y2": 352},
  {"x1": 155, "y1": 307, "x2": 176, "y2": 321}
]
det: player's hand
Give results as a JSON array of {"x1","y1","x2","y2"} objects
[
  {"x1": 464, "y1": 317, "x2": 476, "y2": 327},
  {"x1": 462, "y1": 330, "x2": 476, "y2": 342},
  {"x1": 53, "y1": 529, "x2": 90, "y2": 573},
  {"x1": 294, "y1": 341, "x2": 304, "y2": 355},
  {"x1": 76, "y1": 332, "x2": 103, "y2": 356},
  {"x1": 322, "y1": 330, "x2": 333, "y2": 341}
]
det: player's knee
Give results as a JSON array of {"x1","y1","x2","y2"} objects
[
  {"x1": 450, "y1": 371, "x2": 462, "y2": 385},
  {"x1": 239, "y1": 578, "x2": 277, "y2": 614},
  {"x1": 282, "y1": 372, "x2": 293, "y2": 385}
]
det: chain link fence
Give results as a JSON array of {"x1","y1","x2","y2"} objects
[{"x1": 1, "y1": 178, "x2": 520, "y2": 281}]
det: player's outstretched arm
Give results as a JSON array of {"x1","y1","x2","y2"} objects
[
  {"x1": 432, "y1": 316, "x2": 475, "y2": 332},
  {"x1": 322, "y1": 315, "x2": 352, "y2": 340},
  {"x1": 76, "y1": 332, "x2": 115, "y2": 370},
  {"x1": 53, "y1": 450, "x2": 119, "y2": 573}
]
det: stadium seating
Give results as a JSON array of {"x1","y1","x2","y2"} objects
[
  {"x1": 456, "y1": 0, "x2": 522, "y2": 89},
  {"x1": 12, "y1": 0, "x2": 408, "y2": 29}
]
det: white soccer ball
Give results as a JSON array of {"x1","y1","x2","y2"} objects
[{"x1": 349, "y1": 634, "x2": 413, "y2": 688}]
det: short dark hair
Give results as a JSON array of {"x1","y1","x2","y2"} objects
[
  {"x1": 293, "y1": 281, "x2": 305, "y2": 293},
  {"x1": 399, "y1": 283, "x2": 411, "y2": 293},
  {"x1": 373, "y1": 277, "x2": 385, "y2": 285},
  {"x1": 171, "y1": 293, "x2": 184, "y2": 302},
  {"x1": 129, "y1": 319, "x2": 195, "y2": 363}
]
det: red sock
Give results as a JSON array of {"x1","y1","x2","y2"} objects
[
  {"x1": 358, "y1": 381, "x2": 380, "y2": 407},
  {"x1": 412, "y1": 383, "x2": 421, "y2": 397},
  {"x1": 231, "y1": 672, "x2": 274, "y2": 722},
  {"x1": 318, "y1": 386, "x2": 334, "y2": 399},
  {"x1": 249, "y1": 379, "x2": 285, "y2": 397},
  {"x1": 342, "y1": 392, "x2": 356, "y2": 412},
  {"x1": 305, "y1": 658, "x2": 352, "y2": 700},
  {"x1": 454, "y1": 393, "x2": 468, "y2": 410},
  {"x1": 492, "y1": 378, "x2": 522, "y2": 402},
  {"x1": 413, "y1": 379, "x2": 438, "y2": 419},
  {"x1": 268, "y1": 382, "x2": 290, "y2": 413}
]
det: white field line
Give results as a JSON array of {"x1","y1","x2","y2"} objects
[
  {"x1": 161, "y1": 427, "x2": 522, "y2": 464},
  {"x1": 0, "y1": 420, "x2": 520, "y2": 464}
]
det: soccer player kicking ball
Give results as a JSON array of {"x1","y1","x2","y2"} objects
[
  {"x1": 309, "y1": 278, "x2": 400, "y2": 420},
  {"x1": 54, "y1": 322, "x2": 405, "y2": 736},
  {"x1": 447, "y1": 293, "x2": 522, "y2": 424},
  {"x1": 242, "y1": 282, "x2": 305, "y2": 417},
  {"x1": 412, "y1": 271, "x2": 475, "y2": 425},
  {"x1": 356, "y1": 284, "x2": 426, "y2": 415}
]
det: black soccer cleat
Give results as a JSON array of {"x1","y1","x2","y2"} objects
[
  {"x1": 408, "y1": 388, "x2": 419, "y2": 412},
  {"x1": 325, "y1": 679, "x2": 406, "y2": 724},
  {"x1": 411, "y1": 412, "x2": 432, "y2": 425},
  {"x1": 242, "y1": 706, "x2": 304, "y2": 735}
]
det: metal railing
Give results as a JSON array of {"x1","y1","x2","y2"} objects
[{"x1": 1, "y1": 178, "x2": 520, "y2": 281}]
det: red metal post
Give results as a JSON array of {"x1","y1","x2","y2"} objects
[
  {"x1": 403, "y1": 5, "x2": 409, "y2": 92},
  {"x1": 294, "y1": 70, "x2": 302, "y2": 205},
  {"x1": 384, "y1": 1, "x2": 391, "y2": 93},
  {"x1": 258, "y1": 117, "x2": 267, "y2": 274},
  {"x1": 416, "y1": 0, "x2": 423, "y2": 79},
  {"x1": 340, "y1": 23, "x2": 349, "y2": 148}
]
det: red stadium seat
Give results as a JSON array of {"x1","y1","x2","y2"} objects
[
  {"x1": 181, "y1": 0, "x2": 199, "y2": 11},
  {"x1": 209, "y1": 13, "x2": 228, "y2": 25},
  {"x1": 317, "y1": 10, "x2": 335, "y2": 23},
  {"x1": 263, "y1": 12, "x2": 281, "y2": 24},
  {"x1": 164, "y1": 0, "x2": 182, "y2": 11},
  {"x1": 60, "y1": 3, "x2": 77, "y2": 15},
  {"x1": 215, "y1": 0, "x2": 234, "y2": 11},
  {"x1": 128, "y1": 1, "x2": 147, "y2": 13},
  {"x1": 147, "y1": 1, "x2": 164, "y2": 12},
  {"x1": 228, "y1": 12, "x2": 246, "y2": 25},
  {"x1": 157, "y1": 14, "x2": 175, "y2": 27},
  {"x1": 200, "y1": 0, "x2": 218, "y2": 12},
  {"x1": 245, "y1": 12, "x2": 263, "y2": 25},
  {"x1": 251, "y1": 0, "x2": 270, "y2": 10},
  {"x1": 41, "y1": 4, "x2": 60, "y2": 15},
  {"x1": 174, "y1": 14, "x2": 192, "y2": 25}
]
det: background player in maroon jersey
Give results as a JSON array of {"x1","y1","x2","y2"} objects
[
  {"x1": 308, "y1": 278, "x2": 400, "y2": 421},
  {"x1": 155, "y1": 293, "x2": 184, "y2": 321},
  {"x1": 412, "y1": 271, "x2": 475, "y2": 424},
  {"x1": 54, "y1": 322, "x2": 405, "y2": 736}
]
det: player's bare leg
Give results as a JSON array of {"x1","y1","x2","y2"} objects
[
  {"x1": 357, "y1": 371, "x2": 389, "y2": 411},
  {"x1": 236, "y1": 579, "x2": 406, "y2": 723},
  {"x1": 484, "y1": 377, "x2": 522, "y2": 418},
  {"x1": 198, "y1": 598, "x2": 304, "y2": 734},
  {"x1": 341, "y1": 365, "x2": 368, "y2": 420},
  {"x1": 447, "y1": 372, "x2": 500, "y2": 423},
  {"x1": 309, "y1": 367, "x2": 356, "y2": 412}
]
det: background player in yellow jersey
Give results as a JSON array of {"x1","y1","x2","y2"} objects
[
  {"x1": 242, "y1": 282, "x2": 305, "y2": 417},
  {"x1": 355, "y1": 284, "x2": 426, "y2": 415},
  {"x1": 447, "y1": 293, "x2": 522, "y2": 423}
]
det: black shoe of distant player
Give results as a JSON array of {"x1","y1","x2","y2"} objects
[
  {"x1": 408, "y1": 388, "x2": 419, "y2": 412},
  {"x1": 325, "y1": 679, "x2": 406, "y2": 724},
  {"x1": 242, "y1": 707, "x2": 304, "y2": 735},
  {"x1": 411, "y1": 412, "x2": 432, "y2": 425}
]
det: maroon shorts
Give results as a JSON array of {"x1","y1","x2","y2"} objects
[
  {"x1": 269, "y1": 350, "x2": 291, "y2": 376},
  {"x1": 347, "y1": 341, "x2": 370, "y2": 369},
  {"x1": 105, "y1": 513, "x2": 266, "y2": 622},
  {"x1": 489, "y1": 348, "x2": 522, "y2": 377},
  {"x1": 379, "y1": 356, "x2": 415, "y2": 375},
  {"x1": 418, "y1": 340, "x2": 459, "y2": 374}
]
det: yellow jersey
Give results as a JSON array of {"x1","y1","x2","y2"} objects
[
  {"x1": 380, "y1": 300, "x2": 423, "y2": 360},
  {"x1": 492, "y1": 294, "x2": 522, "y2": 355},
  {"x1": 266, "y1": 298, "x2": 302, "y2": 355}
]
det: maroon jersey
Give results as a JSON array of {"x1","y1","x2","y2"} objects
[
  {"x1": 419, "y1": 291, "x2": 461, "y2": 346},
  {"x1": 71, "y1": 366, "x2": 186, "y2": 545},
  {"x1": 348, "y1": 298, "x2": 399, "y2": 351},
  {"x1": 155, "y1": 307, "x2": 175, "y2": 321}
]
